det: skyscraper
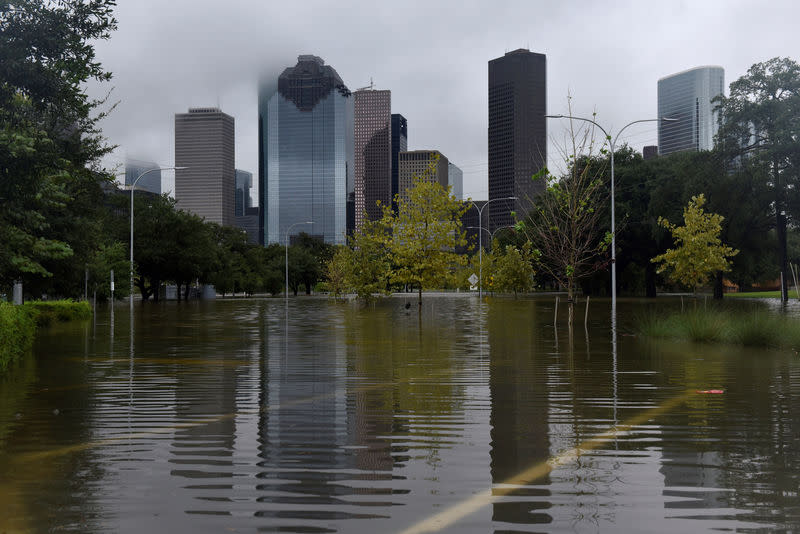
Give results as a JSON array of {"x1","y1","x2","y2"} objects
[
  {"x1": 657, "y1": 66, "x2": 724, "y2": 156},
  {"x1": 235, "y1": 169, "x2": 253, "y2": 216},
  {"x1": 125, "y1": 159, "x2": 161, "y2": 195},
  {"x1": 391, "y1": 114, "x2": 407, "y2": 210},
  {"x1": 488, "y1": 49, "x2": 547, "y2": 231},
  {"x1": 174, "y1": 107, "x2": 235, "y2": 226},
  {"x1": 234, "y1": 169, "x2": 259, "y2": 244},
  {"x1": 258, "y1": 55, "x2": 353, "y2": 245},
  {"x1": 354, "y1": 89, "x2": 391, "y2": 230},
  {"x1": 398, "y1": 150, "x2": 449, "y2": 202},
  {"x1": 448, "y1": 162, "x2": 463, "y2": 200}
]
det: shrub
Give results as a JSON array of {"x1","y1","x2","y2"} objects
[
  {"x1": 23, "y1": 300, "x2": 92, "y2": 327},
  {"x1": 0, "y1": 302, "x2": 38, "y2": 372}
]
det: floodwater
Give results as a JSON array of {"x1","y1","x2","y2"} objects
[{"x1": 1, "y1": 296, "x2": 799, "y2": 533}]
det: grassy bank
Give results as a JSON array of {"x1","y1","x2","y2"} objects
[
  {"x1": 638, "y1": 308, "x2": 800, "y2": 349},
  {"x1": 725, "y1": 291, "x2": 784, "y2": 299},
  {"x1": 0, "y1": 300, "x2": 92, "y2": 373}
]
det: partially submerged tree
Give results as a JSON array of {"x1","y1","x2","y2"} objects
[
  {"x1": 492, "y1": 242, "x2": 540, "y2": 296},
  {"x1": 516, "y1": 111, "x2": 611, "y2": 324},
  {"x1": 651, "y1": 194, "x2": 739, "y2": 293},
  {"x1": 384, "y1": 170, "x2": 468, "y2": 306}
]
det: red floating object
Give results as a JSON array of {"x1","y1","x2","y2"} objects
[{"x1": 696, "y1": 389, "x2": 724, "y2": 394}]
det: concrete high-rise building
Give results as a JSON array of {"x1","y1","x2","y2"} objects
[
  {"x1": 448, "y1": 162, "x2": 463, "y2": 200},
  {"x1": 125, "y1": 159, "x2": 161, "y2": 195},
  {"x1": 174, "y1": 107, "x2": 235, "y2": 226},
  {"x1": 488, "y1": 48, "x2": 547, "y2": 231},
  {"x1": 354, "y1": 89, "x2": 391, "y2": 230},
  {"x1": 258, "y1": 54, "x2": 353, "y2": 245},
  {"x1": 657, "y1": 66, "x2": 724, "y2": 156},
  {"x1": 390, "y1": 114, "x2": 407, "y2": 211},
  {"x1": 643, "y1": 145, "x2": 659, "y2": 160},
  {"x1": 398, "y1": 150, "x2": 449, "y2": 202}
]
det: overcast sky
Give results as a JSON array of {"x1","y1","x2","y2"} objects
[{"x1": 88, "y1": 0, "x2": 800, "y2": 200}]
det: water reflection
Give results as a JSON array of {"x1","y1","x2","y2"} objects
[{"x1": 0, "y1": 297, "x2": 799, "y2": 532}]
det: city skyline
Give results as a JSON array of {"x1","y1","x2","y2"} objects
[{"x1": 86, "y1": 0, "x2": 800, "y2": 201}]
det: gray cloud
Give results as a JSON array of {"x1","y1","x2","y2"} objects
[{"x1": 88, "y1": 0, "x2": 800, "y2": 200}]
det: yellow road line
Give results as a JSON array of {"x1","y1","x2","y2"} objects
[{"x1": 397, "y1": 390, "x2": 693, "y2": 534}]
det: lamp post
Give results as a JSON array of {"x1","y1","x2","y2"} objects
[
  {"x1": 544, "y1": 115, "x2": 677, "y2": 318},
  {"x1": 466, "y1": 224, "x2": 517, "y2": 247},
  {"x1": 468, "y1": 197, "x2": 517, "y2": 298},
  {"x1": 129, "y1": 166, "x2": 186, "y2": 313},
  {"x1": 285, "y1": 221, "x2": 313, "y2": 305}
]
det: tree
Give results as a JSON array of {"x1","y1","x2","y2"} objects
[
  {"x1": 516, "y1": 113, "x2": 611, "y2": 324},
  {"x1": 384, "y1": 172, "x2": 468, "y2": 306},
  {"x1": 0, "y1": 0, "x2": 117, "y2": 293},
  {"x1": 651, "y1": 194, "x2": 739, "y2": 293},
  {"x1": 492, "y1": 242, "x2": 539, "y2": 296},
  {"x1": 715, "y1": 57, "x2": 800, "y2": 301},
  {"x1": 325, "y1": 246, "x2": 352, "y2": 299},
  {"x1": 342, "y1": 218, "x2": 392, "y2": 301}
]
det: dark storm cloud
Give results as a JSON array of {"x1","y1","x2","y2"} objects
[{"x1": 88, "y1": 0, "x2": 800, "y2": 198}]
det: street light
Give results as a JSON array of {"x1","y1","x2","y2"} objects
[
  {"x1": 466, "y1": 224, "x2": 517, "y2": 246},
  {"x1": 129, "y1": 166, "x2": 186, "y2": 313},
  {"x1": 468, "y1": 197, "x2": 517, "y2": 298},
  {"x1": 285, "y1": 221, "x2": 313, "y2": 305},
  {"x1": 544, "y1": 114, "x2": 677, "y2": 317}
]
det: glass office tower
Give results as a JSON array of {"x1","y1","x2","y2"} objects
[
  {"x1": 657, "y1": 66, "x2": 724, "y2": 156},
  {"x1": 258, "y1": 55, "x2": 353, "y2": 245}
]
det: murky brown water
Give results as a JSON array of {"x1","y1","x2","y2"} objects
[{"x1": 1, "y1": 296, "x2": 799, "y2": 533}]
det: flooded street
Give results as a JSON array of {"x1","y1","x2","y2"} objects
[{"x1": 1, "y1": 296, "x2": 799, "y2": 533}]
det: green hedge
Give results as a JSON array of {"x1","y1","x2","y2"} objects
[
  {"x1": 23, "y1": 299, "x2": 92, "y2": 327},
  {"x1": 0, "y1": 302, "x2": 37, "y2": 373},
  {"x1": 0, "y1": 300, "x2": 92, "y2": 374}
]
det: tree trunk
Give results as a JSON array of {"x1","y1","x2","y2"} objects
[
  {"x1": 418, "y1": 285, "x2": 422, "y2": 308},
  {"x1": 176, "y1": 282, "x2": 182, "y2": 301},
  {"x1": 184, "y1": 284, "x2": 190, "y2": 301},
  {"x1": 645, "y1": 262, "x2": 657, "y2": 298},
  {"x1": 713, "y1": 271, "x2": 723, "y2": 300},
  {"x1": 152, "y1": 278, "x2": 160, "y2": 302}
]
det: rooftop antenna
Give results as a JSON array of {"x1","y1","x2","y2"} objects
[{"x1": 356, "y1": 77, "x2": 376, "y2": 92}]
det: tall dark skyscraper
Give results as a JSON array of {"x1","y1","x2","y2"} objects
[
  {"x1": 488, "y1": 49, "x2": 546, "y2": 231},
  {"x1": 174, "y1": 107, "x2": 235, "y2": 226},
  {"x1": 354, "y1": 89, "x2": 391, "y2": 230},
  {"x1": 390, "y1": 114, "x2": 407, "y2": 210},
  {"x1": 258, "y1": 55, "x2": 353, "y2": 245}
]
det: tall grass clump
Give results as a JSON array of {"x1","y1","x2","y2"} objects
[
  {"x1": 0, "y1": 302, "x2": 38, "y2": 373},
  {"x1": 639, "y1": 307, "x2": 800, "y2": 350},
  {"x1": 23, "y1": 299, "x2": 92, "y2": 327}
]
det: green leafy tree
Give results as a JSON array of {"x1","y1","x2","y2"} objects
[
  {"x1": 0, "y1": 0, "x2": 117, "y2": 293},
  {"x1": 384, "y1": 171, "x2": 468, "y2": 306},
  {"x1": 492, "y1": 242, "x2": 540, "y2": 296},
  {"x1": 208, "y1": 225, "x2": 250, "y2": 296},
  {"x1": 326, "y1": 246, "x2": 353, "y2": 299},
  {"x1": 86, "y1": 241, "x2": 128, "y2": 301},
  {"x1": 344, "y1": 218, "x2": 392, "y2": 301},
  {"x1": 651, "y1": 194, "x2": 739, "y2": 293},
  {"x1": 715, "y1": 57, "x2": 800, "y2": 300}
]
